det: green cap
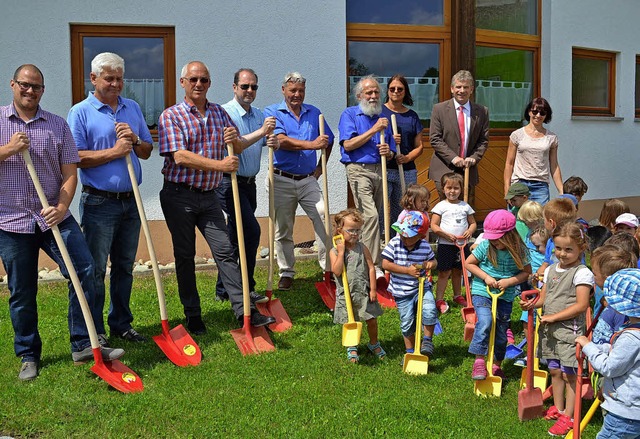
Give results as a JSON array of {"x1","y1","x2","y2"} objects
[{"x1": 505, "y1": 182, "x2": 530, "y2": 200}]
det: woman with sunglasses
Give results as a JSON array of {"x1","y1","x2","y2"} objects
[
  {"x1": 504, "y1": 97, "x2": 563, "y2": 205},
  {"x1": 381, "y1": 75, "x2": 424, "y2": 224}
]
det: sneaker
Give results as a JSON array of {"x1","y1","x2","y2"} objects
[
  {"x1": 246, "y1": 310, "x2": 276, "y2": 328},
  {"x1": 249, "y1": 291, "x2": 269, "y2": 304},
  {"x1": 18, "y1": 361, "x2": 38, "y2": 381},
  {"x1": 506, "y1": 328, "x2": 515, "y2": 345},
  {"x1": 375, "y1": 266, "x2": 385, "y2": 279},
  {"x1": 277, "y1": 276, "x2": 293, "y2": 291},
  {"x1": 420, "y1": 339, "x2": 434, "y2": 357},
  {"x1": 97, "y1": 333, "x2": 109, "y2": 347},
  {"x1": 472, "y1": 358, "x2": 487, "y2": 380},
  {"x1": 72, "y1": 346, "x2": 125, "y2": 365},
  {"x1": 186, "y1": 315, "x2": 207, "y2": 335},
  {"x1": 453, "y1": 295, "x2": 467, "y2": 307},
  {"x1": 548, "y1": 414, "x2": 573, "y2": 436},
  {"x1": 436, "y1": 300, "x2": 450, "y2": 314},
  {"x1": 117, "y1": 328, "x2": 147, "y2": 343},
  {"x1": 492, "y1": 364, "x2": 506, "y2": 380},
  {"x1": 514, "y1": 357, "x2": 527, "y2": 368},
  {"x1": 543, "y1": 405, "x2": 560, "y2": 421}
]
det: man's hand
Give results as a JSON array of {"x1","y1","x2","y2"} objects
[
  {"x1": 115, "y1": 122, "x2": 136, "y2": 143},
  {"x1": 463, "y1": 157, "x2": 476, "y2": 167},
  {"x1": 113, "y1": 138, "x2": 133, "y2": 158},
  {"x1": 452, "y1": 156, "x2": 465, "y2": 167},
  {"x1": 393, "y1": 133, "x2": 401, "y2": 145},
  {"x1": 218, "y1": 155, "x2": 239, "y2": 173},
  {"x1": 373, "y1": 117, "x2": 389, "y2": 132},
  {"x1": 261, "y1": 116, "x2": 276, "y2": 136},
  {"x1": 266, "y1": 134, "x2": 279, "y2": 150},
  {"x1": 310, "y1": 135, "x2": 329, "y2": 150},
  {"x1": 5, "y1": 132, "x2": 30, "y2": 155},
  {"x1": 223, "y1": 126, "x2": 239, "y2": 144},
  {"x1": 377, "y1": 142, "x2": 391, "y2": 157},
  {"x1": 40, "y1": 205, "x2": 66, "y2": 227}
]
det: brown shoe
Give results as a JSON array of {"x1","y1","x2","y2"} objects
[{"x1": 278, "y1": 276, "x2": 293, "y2": 291}]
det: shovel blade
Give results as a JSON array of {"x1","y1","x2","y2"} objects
[
  {"x1": 153, "y1": 322, "x2": 202, "y2": 367},
  {"x1": 520, "y1": 369, "x2": 549, "y2": 391},
  {"x1": 402, "y1": 353, "x2": 429, "y2": 375},
  {"x1": 517, "y1": 388, "x2": 544, "y2": 421},
  {"x1": 376, "y1": 289, "x2": 397, "y2": 308},
  {"x1": 463, "y1": 322, "x2": 475, "y2": 342},
  {"x1": 315, "y1": 273, "x2": 336, "y2": 310},
  {"x1": 256, "y1": 297, "x2": 293, "y2": 332},
  {"x1": 342, "y1": 322, "x2": 363, "y2": 347},
  {"x1": 474, "y1": 376, "x2": 502, "y2": 397},
  {"x1": 230, "y1": 325, "x2": 276, "y2": 356},
  {"x1": 91, "y1": 359, "x2": 144, "y2": 393},
  {"x1": 505, "y1": 344, "x2": 524, "y2": 360}
]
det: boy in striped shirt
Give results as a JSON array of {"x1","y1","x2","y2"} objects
[{"x1": 382, "y1": 211, "x2": 438, "y2": 358}]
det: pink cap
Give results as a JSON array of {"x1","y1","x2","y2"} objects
[
  {"x1": 483, "y1": 209, "x2": 516, "y2": 240},
  {"x1": 615, "y1": 213, "x2": 639, "y2": 228}
]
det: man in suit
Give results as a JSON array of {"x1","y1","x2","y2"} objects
[{"x1": 428, "y1": 70, "x2": 489, "y2": 206}]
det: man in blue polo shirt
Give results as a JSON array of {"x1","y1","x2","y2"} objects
[
  {"x1": 67, "y1": 52, "x2": 153, "y2": 344},
  {"x1": 338, "y1": 75, "x2": 396, "y2": 273},
  {"x1": 215, "y1": 68, "x2": 277, "y2": 302},
  {"x1": 263, "y1": 72, "x2": 334, "y2": 291}
]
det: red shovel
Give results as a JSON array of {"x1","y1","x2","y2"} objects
[
  {"x1": 456, "y1": 237, "x2": 475, "y2": 341},
  {"x1": 376, "y1": 129, "x2": 396, "y2": 308},
  {"x1": 22, "y1": 149, "x2": 143, "y2": 393},
  {"x1": 256, "y1": 146, "x2": 292, "y2": 331},
  {"x1": 313, "y1": 114, "x2": 337, "y2": 310},
  {"x1": 517, "y1": 289, "x2": 543, "y2": 421},
  {"x1": 227, "y1": 144, "x2": 276, "y2": 355},
  {"x1": 125, "y1": 155, "x2": 201, "y2": 367}
]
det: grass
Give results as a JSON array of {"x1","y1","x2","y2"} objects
[{"x1": 0, "y1": 260, "x2": 602, "y2": 438}]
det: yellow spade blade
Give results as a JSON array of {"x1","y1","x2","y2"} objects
[
  {"x1": 519, "y1": 368, "x2": 549, "y2": 392},
  {"x1": 402, "y1": 352, "x2": 429, "y2": 375},
  {"x1": 474, "y1": 376, "x2": 503, "y2": 397},
  {"x1": 342, "y1": 322, "x2": 363, "y2": 347}
]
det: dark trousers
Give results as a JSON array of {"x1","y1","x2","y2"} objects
[{"x1": 159, "y1": 181, "x2": 247, "y2": 319}]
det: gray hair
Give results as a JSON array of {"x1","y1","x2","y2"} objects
[
  {"x1": 282, "y1": 72, "x2": 306, "y2": 86},
  {"x1": 181, "y1": 61, "x2": 210, "y2": 79},
  {"x1": 451, "y1": 70, "x2": 474, "y2": 86},
  {"x1": 353, "y1": 75, "x2": 380, "y2": 98},
  {"x1": 91, "y1": 52, "x2": 125, "y2": 76}
]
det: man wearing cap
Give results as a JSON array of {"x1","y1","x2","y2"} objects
[{"x1": 614, "y1": 213, "x2": 639, "y2": 235}]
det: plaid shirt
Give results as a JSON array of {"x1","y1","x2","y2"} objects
[
  {"x1": 158, "y1": 100, "x2": 238, "y2": 190},
  {"x1": 0, "y1": 104, "x2": 79, "y2": 234}
]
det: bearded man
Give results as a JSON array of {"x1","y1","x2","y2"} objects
[{"x1": 338, "y1": 75, "x2": 396, "y2": 271}]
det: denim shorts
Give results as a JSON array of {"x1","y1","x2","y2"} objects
[
  {"x1": 596, "y1": 411, "x2": 640, "y2": 439},
  {"x1": 395, "y1": 290, "x2": 437, "y2": 337}
]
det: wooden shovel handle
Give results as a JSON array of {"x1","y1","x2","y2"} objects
[
  {"x1": 391, "y1": 114, "x2": 405, "y2": 193},
  {"x1": 380, "y1": 130, "x2": 390, "y2": 245},
  {"x1": 319, "y1": 114, "x2": 331, "y2": 272}
]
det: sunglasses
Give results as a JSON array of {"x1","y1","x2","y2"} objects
[
  {"x1": 238, "y1": 84, "x2": 259, "y2": 91},
  {"x1": 389, "y1": 87, "x2": 404, "y2": 93},
  {"x1": 15, "y1": 80, "x2": 44, "y2": 93},
  {"x1": 530, "y1": 109, "x2": 547, "y2": 116},
  {"x1": 184, "y1": 76, "x2": 209, "y2": 84}
]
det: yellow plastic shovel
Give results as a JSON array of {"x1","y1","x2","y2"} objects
[
  {"x1": 403, "y1": 276, "x2": 430, "y2": 375},
  {"x1": 475, "y1": 286, "x2": 505, "y2": 397},
  {"x1": 333, "y1": 235, "x2": 362, "y2": 347},
  {"x1": 520, "y1": 308, "x2": 549, "y2": 392}
]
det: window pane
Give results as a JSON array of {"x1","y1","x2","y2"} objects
[
  {"x1": 475, "y1": 46, "x2": 534, "y2": 128},
  {"x1": 476, "y1": 0, "x2": 537, "y2": 35},
  {"x1": 636, "y1": 58, "x2": 640, "y2": 115},
  {"x1": 572, "y1": 57, "x2": 609, "y2": 108},
  {"x1": 348, "y1": 41, "x2": 440, "y2": 126},
  {"x1": 82, "y1": 37, "x2": 165, "y2": 130},
  {"x1": 347, "y1": 0, "x2": 444, "y2": 25}
]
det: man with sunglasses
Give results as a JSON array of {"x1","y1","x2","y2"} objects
[
  {"x1": 214, "y1": 68, "x2": 277, "y2": 303},
  {"x1": 263, "y1": 72, "x2": 334, "y2": 291},
  {"x1": 0, "y1": 64, "x2": 124, "y2": 380},
  {"x1": 158, "y1": 61, "x2": 276, "y2": 335},
  {"x1": 67, "y1": 52, "x2": 153, "y2": 345},
  {"x1": 429, "y1": 70, "x2": 489, "y2": 206}
]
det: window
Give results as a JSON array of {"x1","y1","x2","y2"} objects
[
  {"x1": 635, "y1": 56, "x2": 640, "y2": 118},
  {"x1": 476, "y1": 0, "x2": 538, "y2": 35},
  {"x1": 572, "y1": 48, "x2": 616, "y2": 117},
  {"x1": 347, "y1": 0, "x2": 444, "y2": 26},
  {"x1": 70, "y1": 24, "x2": 176, "y2": 134}
]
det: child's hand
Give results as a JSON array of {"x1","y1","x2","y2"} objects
[
  {"x1": 540, "y1": 314, "x2": 555, "y2": 324},
  {"x1": 575, "y1": 336, "x2": 590, "y2": 347},
  {"x1": 520, "y1": 298, "x2": 535, "y2": 310},
  {"x1": 405, "y1": 265, "x2": 421, "y2": 278},
  {"x1": 446, "y1": 233, "x2": 457, "y2": 242},
  {"x1": 424, "y1": 260, "x2": 437, "y2": 271},
  {"x1": 461, "y1": 229, "x2": 472, "y2": 239},
  {"x1": 495, "y1": 278, "x2": 511, "y2": 290},
  {"x1": 483, "y1": 275, "x2": 498, "y2": 289},
  {"x1": 369, "y1": 289, "x2": 378, "y2": 303},
  {"x1": 335, "y1": 236, "x2": 345, "y2": 254}
]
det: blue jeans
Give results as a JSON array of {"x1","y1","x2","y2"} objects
[
  {"x1": 394, "y1": 287, "x2": 437, "y2": 337},
  {"x1": 0, "y1": 216, "x2": 95, "y2": 360},
  {"x1": 516, "y1": 179, "x2": 550, "y2": 205},
  {"x1": 214, "y1": 175, "x2": 260, "y2": 296},
  {"x1": 468, "y1": 294, "x2": 512, "y2": 361},
  {"x1": 80, "y1": 192, "x2": 141, "y2": 335},
  {"x1": 597, "y1": 412, "x2": 640, "y2": 439}
]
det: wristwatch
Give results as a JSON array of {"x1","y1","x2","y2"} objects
[{"x1": 134, "y1": 135, "x2": 141, "y2": 146}]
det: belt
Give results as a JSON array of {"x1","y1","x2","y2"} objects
[
  {"x1": 273, "y1": 169, "x2": 313, "y2": 181},
  {"x1": 166, "y1": 181, "x2": 213, "y2": 193},
  {"x1": 222, "y1": 173, "x2": 256, "y2": 185},
  {"x1": 82, "y1": 185, "x2": 133, "y2": 200}
]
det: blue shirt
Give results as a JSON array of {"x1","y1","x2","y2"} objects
[
  {"x1": 381, "y1": 236, "x2": 435, "y2": 297},
  {"x1": 380, "y1": 106, "x2": 422, "y2": 171},
  {"x1": 221, "y1": 98, "x2": 265, "y2": 177},
  {"x1": 67, "y1": 93, "x2": 152, "y2": 192},
  {"x1": 471, "y1": 239, "x2": 530, "y2": 302},
  {"x1": 338, "y1": 105, "x2": 396, "y2": 164},
  {"x1": 263, "y1": 100, "x2": 334, "y2": 175}
]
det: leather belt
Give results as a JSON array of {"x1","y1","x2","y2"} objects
[
  {"x1": 273, "y1": 168, "x2": 313, "y2": 181},
  {"x1": 165, "y1": 181, "x2": 213, "y2": 193},
  {"x1": 222, "y1": 173, "x2": 256, "y2": 185},
  {"x1": 82, "y1": 185, "x2": 133, "y2": 200}
]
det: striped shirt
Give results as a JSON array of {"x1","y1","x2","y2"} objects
[
  {"x1": 158, "y1": 100, "x2": 238, "y2": 190},
  {"x1": 382, "y1": 236, "x2": 436, "y2": 297},
  {"x1": 0, "y1": 104, "x2": 79, "y2": 234}
]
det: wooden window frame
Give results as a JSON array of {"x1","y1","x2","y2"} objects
[
  {"x1": 636, "y1": 55, "x2": 640, "y2": 119},
  {"x1": 70, "y1": 24, "x2": 176, "y2": 138},
  {"x1": 572, "y1": 47, "x2": 616, "y2": 117}
]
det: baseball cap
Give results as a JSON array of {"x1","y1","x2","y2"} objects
[
  {"x1": 615, "y1": 213, "x2": 639, "y2": 228},
  {"x1": 392, "y1": 211, "x2": 430, "y2": 238},
  {"x1": 603, "y1": 268, "x2": 640, "y2": 318},
  {"x1": 483, "y1": 209, "x2": 516, "y2": 240},
  {"x1": 505, "y1": 182, "x2": 530, "y2": 200}
]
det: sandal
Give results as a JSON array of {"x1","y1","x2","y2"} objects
[
  {"x1": 367, "y1": 342, "x2": 386, "y2": 359},
  {"x1": 347, "y1": 347, "x2": 359, "y2": 363}
]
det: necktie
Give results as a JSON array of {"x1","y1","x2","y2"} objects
[{"x1": 458, "y1": 106, "x2": 465, "y2": 158}]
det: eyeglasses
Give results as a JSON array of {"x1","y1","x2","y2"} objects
[
  {"x1": 530, "y1": 109, "x2": 547, "y2": 116},
  {"x1": 238, "y1": 84, "x2": 259, "y2": 91},
  {"x1": 15, "y1": 81, "x2": 44, "y2": 93},
  {"x1": 184, "y1": 77, "x2": 209, "y2": 84},
  {"x1": 344, "y1": 228, "x2": 361, "y2": 235},
  {"x1": 389, "y1": 87, "x2": 404, "y2": 93}
]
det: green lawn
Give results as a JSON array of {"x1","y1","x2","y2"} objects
[{"x1": 0, "y1": 260, "x2": 602, "y2": 438}]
